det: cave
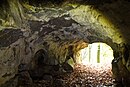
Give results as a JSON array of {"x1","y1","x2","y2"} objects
[{"x1": 0, "y1": 0, "x2": 130, "y2": 87}]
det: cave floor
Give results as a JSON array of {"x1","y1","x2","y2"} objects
[{"x1": 33, "y1": 64, "x2": 114, "y2": 87}]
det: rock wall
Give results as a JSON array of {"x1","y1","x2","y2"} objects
[{"x1": 0, "y1": 0, "x2": 130, "y2": 86}]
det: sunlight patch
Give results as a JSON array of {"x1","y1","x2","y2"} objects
[{"x1": 79, "y1": 43, "x2": 114, "y2": 66}]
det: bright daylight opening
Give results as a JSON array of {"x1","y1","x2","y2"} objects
[
  {"x1": 79, "y1": 42, "x2": 114, "y2": 66},
  {"x1": 70, "y1": 42, "x2": 114, "y2": 86}
]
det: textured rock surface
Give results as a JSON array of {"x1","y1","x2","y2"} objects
[
  {"x1": 0, "y1": 29, "x2": 24, "y2": 84},
  {"x1": 0, "y1": 0, "x2": 130, "y2": 86}
]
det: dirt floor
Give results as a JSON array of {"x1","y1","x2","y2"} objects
[{"x1": 34, "y1": 63, "x2": 114, "y2": 87}]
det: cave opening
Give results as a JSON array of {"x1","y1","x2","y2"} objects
[
  {"x1": 70, "y1": 42, "x2": 114, "y2": 86},
  {"x1": 79, "y1": 42, "x2": 114, "y2": 65}
]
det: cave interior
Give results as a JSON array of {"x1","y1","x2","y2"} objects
[{"x1": 0, "y1": 0, "x2": 130, "y2": 87}]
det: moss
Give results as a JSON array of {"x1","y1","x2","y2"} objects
[{"x1": 67, "y1": 57, "x2": 75, "y2": 68}]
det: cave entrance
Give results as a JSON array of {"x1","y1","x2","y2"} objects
[
  {"x1": 79, "y1": 42, "x2": 114, "y2": 66},
  {"x1": 72, "y1": 42, "x2": 114, "y2": 86}
]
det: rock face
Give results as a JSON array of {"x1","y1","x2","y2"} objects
[
  {"x1": 0, "y1": 0, "x2": 130, "y2": 86},
  {"x1": 0, "y1": 29, "x2": 24, "y2": 85}
]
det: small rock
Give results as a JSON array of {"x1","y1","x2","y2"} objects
[{"x1": 43, "y1": 74, "x2": 53, "y2": 81}]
